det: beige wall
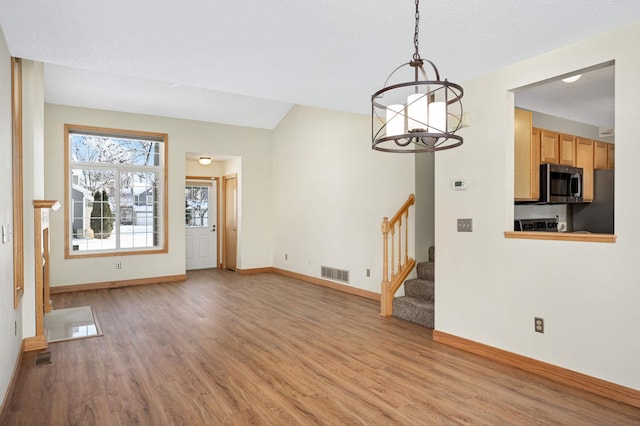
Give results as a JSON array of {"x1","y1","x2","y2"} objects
[
  {"x1": 44, "y1": 104, "x2": 274, "y2": 286},
  {"x1": 20, "y1": 60, "x2": 44, "y2": 337},
  {"x1": 0, "y1": 29, "x2": 23, "y2": 409},
  {"x1": 435, "y1": 21, "x2": 640, "y2": 390},
  {"x1": 271, "y1": 105, "x2": 416, "y2": 293}
]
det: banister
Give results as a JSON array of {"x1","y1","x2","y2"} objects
[
  {"x1": 388, "y1": 194, "x2": 415, "y2": 227},
  {"x1": 380, "y1": 194, "x2": 416, "y2": 316}
]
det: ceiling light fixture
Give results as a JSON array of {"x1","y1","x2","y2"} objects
[
  {"x1": 562, "y1": 74, "x2": 581, "y2": 83},
  {"x1": 198, "y1": 156, "x2": 212, "y2": 166},
  {"x1": 371, "y1": 0, "x2": 464, "y2": 153}
]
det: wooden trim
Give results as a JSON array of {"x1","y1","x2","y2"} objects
[
  {"x1": 222, "y1": 173, "x2": 238, "y2": 271},
  {"x1": 433, "y1": 330, "x2": 640, "y2": 409},
  {"x1": 63, "y1": 124, "x2": 169, "y2": 259},
  {"x1": 65, "y1": 247, "x2": 169, "y2": 259},
  {"x1": 504, "y1": 231, "x2": 616, "y2": 243},
  {"x1": 23, "y1": 335, "x2": 47, "y2": 352},
  {"x1": 33, "y1": 200, "x2": 58, "y2": 209},
  {"x1": 238, "y1": 267, "x2": 274, "y2": 275},
  {"x1": 272, "y1": 268, "x2": 380, "y2": 301},
  {"x1": 185, "y1": 175, "x2": 216, "y2": 181},
  {"x1": 50, "y1": 274, "x2": 187, "y2": 294},
  {"x1": 163, "y1": 132, "x2": 169, "y2": 261},
  {"x1": 0, "y1": 340, "x2": 24, "y2": 418},
  {"x1": 12, "y1": 57, "x2": 24, "y2": 309}
]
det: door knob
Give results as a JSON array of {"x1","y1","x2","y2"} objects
[{"x1": 212, "y1": 225, "x2": 216, "y2": 232}]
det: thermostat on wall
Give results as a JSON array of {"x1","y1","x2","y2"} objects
[{"x1": 451, "y1": 179, "x2": 468, "y2": 190}]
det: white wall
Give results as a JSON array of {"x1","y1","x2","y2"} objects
[
  {"x1": 436, "y1": 21, "x2": 640, "y2": 390},
  {"x1": 415, "y1": 153, "x2": 435, "y2": 263},
  {"x1": 271, "y1": 105, "x2": 415, "y2": 293},
  {"x1": 0, "y1": 28, "x2": 23, "y2": 410},
  {"x1": 44, "y1": 104, "x2": 274, "y2": 285}
]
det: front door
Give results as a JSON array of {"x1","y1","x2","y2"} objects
[
  {"x1": 223, "y1": 174, "x2": 237, "y2": 271},
  {"x1": 185, "y1": 181, "x2": 217, "y2": 270}
]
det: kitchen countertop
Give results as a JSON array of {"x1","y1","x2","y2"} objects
[{"x1": 504, "y1": 231, "x2": 616, "y2": 243}]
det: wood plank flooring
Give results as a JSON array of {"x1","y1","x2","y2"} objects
[{"x1": 2, "y1": 269, "x2": 640, "y2": 425}]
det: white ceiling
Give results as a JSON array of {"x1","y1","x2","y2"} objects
[
  {"x1": 515, "y1": 63, "x2": 615, "y2": 130},
  {"x1": 1, "y1": 1, "x2": 639, "y2": 129}
]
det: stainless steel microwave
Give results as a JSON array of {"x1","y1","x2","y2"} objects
[{"x1": 540, "y1": 163, "x2": 583, "y2": 204}]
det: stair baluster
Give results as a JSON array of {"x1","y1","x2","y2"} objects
[{"x1": 380, "y1": 194, "x2": 416, "y2": 316}]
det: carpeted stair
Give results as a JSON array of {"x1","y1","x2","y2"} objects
[{"x1": 392, "y1": 246, "x2": 435, "y2": 328}]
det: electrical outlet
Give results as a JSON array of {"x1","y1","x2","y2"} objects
[
  {"x1": 534, "y1": 317, "x2": 544, "y2": 333},
  {"x1": 366, "y1": 268, "x2": 370, "y2": 277},
  {"x1": 285, "y1": 253, "x2": 288, "y2": 261},
  {"x1": 115, "y1": 261, "x2": 122, "y2": 269},
  {"x1": 457, "y1": 218, "x2": 473, "y2": 232}
]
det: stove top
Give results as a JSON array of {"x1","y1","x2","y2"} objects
[{"x1": 515, "y1": 218, "x2": 558, "y2": 232}]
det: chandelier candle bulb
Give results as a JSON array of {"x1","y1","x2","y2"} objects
[
  {"x1": 386, "y1": 104, "x2": 405, "y2": 137},
  {"x1": 428, "y1": 101, "x2": 446, "y2": 133},
  {"x1": 407, "y1": 93, "x2": 428, "y2": 131}
]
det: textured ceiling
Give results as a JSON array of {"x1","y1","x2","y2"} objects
[{"x1": 1, "y1": 0, "x2": 638, "y2": 129}]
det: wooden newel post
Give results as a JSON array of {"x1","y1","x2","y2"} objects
[
  {"x1": 25, "y1": 199, "x2": 59, "y2": 352},
  {"x1": 381, "y1": 217, "x2": 392, "y2": 316}
]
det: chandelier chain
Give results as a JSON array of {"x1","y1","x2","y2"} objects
[{"x1": 413, "y1": 0, "x2": 420, "y2": 61}]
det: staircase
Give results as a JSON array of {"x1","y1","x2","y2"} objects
[{"x1": 392, "y1": 246, "x2": 435, "y2": 328}]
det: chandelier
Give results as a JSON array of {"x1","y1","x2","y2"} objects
[{"x1": 371, "y1": 0, "x2": 464, "y2": 153}]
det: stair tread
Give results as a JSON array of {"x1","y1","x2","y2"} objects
[
  {"x1": 394, "y1": 296, "x2": 434, "y2": 308},
  {"x1": 403, "y1": 279, "x2": 434, "y2": 300},
  {"x1": 392, "y1": 296, "x2": 434, "y2": 328},
  {"x1": 416, "y1": 261, "x2": 434, "y2": 281}
]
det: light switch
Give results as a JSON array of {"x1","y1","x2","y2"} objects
[{"x1": 457, "y1": 218, "x2": 472, "y2": 232}]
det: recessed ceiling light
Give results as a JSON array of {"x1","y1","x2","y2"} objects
[{"x1": 562, "y1": 75, "x2": 581, "y2": 83}]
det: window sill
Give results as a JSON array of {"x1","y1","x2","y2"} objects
[{"x1": 504, "y1": 231, "x2": 616, "y2": 243}]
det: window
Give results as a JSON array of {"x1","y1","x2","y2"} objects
[
  {"x1": 65, "y1": 125, "x2": 168, "y2": 257},
  {"x1": 185, "y1": 184, "x2": 210, "y2": 227}
]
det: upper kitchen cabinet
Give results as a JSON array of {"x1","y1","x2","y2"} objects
[
  {"x1": 514, "y1": 109, "x2": 539, "y2": 201},
  {"x1": 540, "y1": 129, "x2": 560, "y2": 164},
  {"x1": 593, "y1": 141, "x2": 608, "y2": 169},
  {"x1": 607, "y1": 144, "x2": 615, "y2": 169},
  {"x1": 575, "y1": 137, "x2": 594, "y2": 202},
  {"x1": 559, "y1": 133, "x2": 576, "y2": 166}
]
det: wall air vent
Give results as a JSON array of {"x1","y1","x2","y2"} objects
[
  {"x1": 599, "y1": 127, "x2": 615, "y2": 138},
  {"x1": 321, "y1": 266, "x2": 350, "y2": 284}
]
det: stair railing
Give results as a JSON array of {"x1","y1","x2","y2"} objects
[{"x1": 380, "y1": 194, "x2": 416, "y2": 316}]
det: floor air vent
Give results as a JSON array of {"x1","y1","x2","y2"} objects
[
  {"x1": 321, "y1": 266, "x2": 349, "y2": 283},
  {"x1": 34, "y1": 351, "x2": 52, "y2": 366}
]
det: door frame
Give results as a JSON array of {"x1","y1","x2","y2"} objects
[
  {"x1": 186, "y1": 175, "x2": 220, "y2": 268},
  {"x1": 222, "y1": 173, "x2": 238, "y2": 271}
]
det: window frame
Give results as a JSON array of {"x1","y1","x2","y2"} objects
[{"x1": 64, "y1": 124, "x2": 169, "y2": 258}]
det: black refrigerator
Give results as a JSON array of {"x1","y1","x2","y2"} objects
[{"x1": 572, "y1": 169, "x2": 615, "y2": 233}]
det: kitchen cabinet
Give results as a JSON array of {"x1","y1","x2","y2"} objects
[
  {"x1": 540, "y1": 129, "x2": 560, "y2": 164},
  {"x1": 514, "y1": 109, "x2": 539, "y2": 201},
  {"x1": 575, "y1": 137, "x2": 594, "y2": 202},
  {"x1": 607, "y1": 144, "x2": 615, "y2": 169},
  {"x1": 594, "y1": 141, "x2": 609, "y2": 169},
  {"x1": 559, "y1": 133, "x2": 576, "y2": 166}
]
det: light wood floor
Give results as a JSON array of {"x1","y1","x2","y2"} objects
[{"x1": 2, "y1": 269, "x2": 640, "y2": 425}]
